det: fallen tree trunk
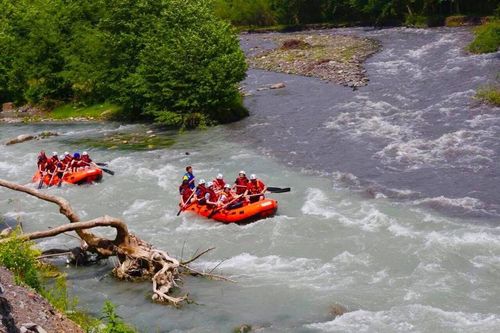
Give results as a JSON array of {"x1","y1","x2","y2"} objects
[{"x1": 0, "y1": 179, "x2": 225, "y2": 306}]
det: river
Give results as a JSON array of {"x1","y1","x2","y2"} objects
[{"x1": 1, "y1": 27, "x2": 499, "y2": 332}]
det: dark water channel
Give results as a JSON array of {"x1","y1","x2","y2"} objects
[{"x1": 236, "y1": 27, "x2": 500, "y2": 219}]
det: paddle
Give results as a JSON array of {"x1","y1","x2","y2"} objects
[
  {"x1": 208, "y1": 194, "x2": 243, "y2": 218},
  {"x1": 37, "y1": 171, "x2": 46, "y2": 189},
  {"x1": 57, "y1": 164, "x2": 70, "y2": 188},
  {"x1": 267, "y1": 186, "x2": 291, "y2": 193},
  {"x1": 95, "y1": 162, "x2": 108, "y2": 167},
  {"x1": 177, "y1": 191, "x2": 196, "y2": 216},
  {"x1": 81, "y1": 160, "x2": 115, "y2": 176},
  {"x1": 47, "y1": 170, "x2": 57, "y2": 188}
]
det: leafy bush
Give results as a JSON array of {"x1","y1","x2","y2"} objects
[
  {"x1": 0, "y1": 0, "x2": 247, "y2": 128},
  {"x1": 0, "y1": 232, "x2": 41, "y2": 290},
  {"x1": 100, "y1": 301, "x2": 137, "y2": 333},
  {"x1": 468, "y1": 20, "x2": 500, "y2": 54},
  {"x1": 476, "y1": 84, "x2": 500, "y2": 106}
]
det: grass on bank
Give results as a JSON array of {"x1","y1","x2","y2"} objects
[
  {"x1": 476, "y1": 85, "x2": 500, "y2": 106},
  {"x1": 49, "y1": 103, "x2": 123, "y2": 120},
  {"x1": 0, "y1": 229, "x2": 136, "y2": 332},
  {"x1": 468, "y1": 20, "x2": 500, "y2": 54}
]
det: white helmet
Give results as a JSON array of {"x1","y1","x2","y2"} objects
[
  {"x1": 64, "y1": 151, "x2": 70, "y2": 156},
  {"x1": 250, "y1": 174, "x2": 256, "y2": 180},
  {"x1": 199, "y1": 179, "x2": 206, "y2": 185},
  {"x1": 207, "y1": 181, "x2": 213, "y2": 187},
  {"x1": 52, "y1": 152, "x2": 58, "y2": 156},
  {"x1": 239, "y1": 170, "x2": 246, "y2": 175},
  {"x1": 59, "y1": 155, "x2": 65, "y2": 160},
  {"x1": 217, "y1": 173, "x2": 223, "y2": 179},
  {"x1": 224, "y1": 184, "x2": 231, "y2": 189},
  {"x1": 82, "y1": 151, "x2": 88, "y2": 155}
]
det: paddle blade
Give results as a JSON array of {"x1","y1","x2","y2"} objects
[
  {"x1": 101, "y1": 168, "x2": 115, "y2": 176},
  {"x1": 37, "y1": 179, "x2": 44, "y2": 189},
  {"x1": 95, "y1": 162, "x2": 108, "y2": 166},
  {"x1": 267, "y1": 187, "x2": 291, "y2": 193}
]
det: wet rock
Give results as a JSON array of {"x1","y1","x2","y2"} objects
[
  {"x1": 2, "y1": 102, "x2": 14, "y2": 112},
  {"x1": 270, "y1": 82, "x2": 286, "y2": 89},
  {"x1": 20, "y1": 323, "x2": 48, "y2": 333},
  {"x1": 5, "y1": 131, "x2": 58, "y2": 145},
  {"x1": 329, "y1": 304, "x2": 349, "y2": 318},
  {"x1": 6, "y1": 134, "x2": 34, "y2": 145},
  {"x1": 280, "y1": 39, "x2": 311, "y2": 50},
  {"x1": 0, "y1": 227, "x2": 13, "y2": 238},
  {"x1": 233, "y1": 324, "x2": 252, "y2": 333},
  {"x1": 38, "y1": 131, "x2": 58, "y2": 139}
]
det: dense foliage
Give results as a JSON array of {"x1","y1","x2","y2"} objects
[
  {"x1": 0, "y1": 0, "x2": 247, "y2": 128},
  {"x1": 0, "y1": 231, "x2": 41, "y2": 290},
  {"x1": 214, "y1": 0, "x2": 499, "y2": 26}
]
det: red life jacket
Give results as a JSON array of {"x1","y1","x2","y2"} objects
[
  {"x1": 63, "y1": 156, "x2": 73, "y2": 165},
  {"x1": 45, "y1": 161, "x2": 56, "y2": 172},
  {"x1": 196, "y1": 185, "x2": 207, "y2": 200},
  {"x1": 81, "y1": 156, "x2": 92, "y2": 164},
  {"x1": 247, "y1": 180, "x2": 265, "y2": 194},
  {"x1": 37, "y1": 157, "x2": 47, "y2": 171},
  {"x1": 234, "y1": 177, "x2": 249, "y2": 194},
  {"x1": 219, "y1": 190, "x2": 234, "y2": 204},
  {"x1": 205, "y1": 188, "x2": 218, "y2": 203},
  {"x1": 179, "y1": 184, "x2": 193, "y2": 202},
  {"x1": 213, "y1": 179, "x2": 225, "y2": 190}
]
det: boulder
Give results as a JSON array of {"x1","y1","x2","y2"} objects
[
  {"x1": 270, "y1": 82, "x2": 286, "y2": 89},
  {"x1": 6, "y1": 134, "x2": 34, "y2": 145},
  {"x1": 2, "y1": 102, "x2": 14, "y2": 112},
  {"x1": 329, "y1": 304, "x2": 349, "y2": 318}
]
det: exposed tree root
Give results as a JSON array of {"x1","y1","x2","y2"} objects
[{"x1": 0, "y1": 179, "x2": 229, "y2": 306}]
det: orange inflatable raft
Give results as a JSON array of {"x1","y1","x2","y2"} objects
[
  {"x1": 184, "y1": 198, "x2": 278, "y2": 223},
  {"x1": 32, "y1": 168, "x2": 103, "y2": 186}
]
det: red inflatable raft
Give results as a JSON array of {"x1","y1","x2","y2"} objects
[
  {"x1": 32, "y1": 168, "x2": 103, "y2": 186},
  {"x1": 184, "y1": 198, "x2": 278, "y2": 223}
]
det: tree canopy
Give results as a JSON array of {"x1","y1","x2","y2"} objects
[
  {"x1": 214, "y1": 0, "x2": 499, "y2": 26},
  {"x1": 0, "y1": 0, "x2": 247, "y2": 128}
]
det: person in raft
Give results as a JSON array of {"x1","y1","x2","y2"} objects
[
  {"x1": 179, "y1": 179, "x2": 193, "y2": 206},
  {"x1": 70, "y1": 152, "x2": 82, "y2": 172},
  {"x1": 37, "y1": 151, "x2": 48, "y2": 173},
  {"x1": 183, "y1": 166, "x2": 195, "y2": 190},
  {"x1": 62, "y1": 152, "x2": 73, "y2": 166},
  {"x1": 204, "y1": 181, "x2": 219, "y2": 208},
  {"x1": 217, "y1": 184, "x2": 243, "y2": 210},
  {"x1": 81, "y1": 151, "x2": 92, "y2": 166},
  {"x1": 195, "y1": 179, "x2": 207, "y2": 205},
  {"x1": 244, "y1": 174, "x2": 267, "y2": 203},
  {"x1": 213, "y1": 173, "x2": 225, "y2": 191},
  {"x1": 233, "y1": 170, "x2": 249, "y2": 195}
]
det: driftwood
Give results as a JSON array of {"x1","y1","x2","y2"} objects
[{"x1": 0, "y1": 179, "x2": 226, "y2": 306}]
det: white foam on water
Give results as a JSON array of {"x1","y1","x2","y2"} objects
[
  {"x1": 370, "y1": 59, "x2": 424, "y2": 78},
  {"x1": 123, "y1": 199, "x2": 159, "y2": 218},
  {"x1": 133, "y1": 164, "x2": 178, "y2": 190},
  {"x1": 424, "y1": 230, "x2": 500, "y2": 249},
  {"x1": 174, "y1": 218, "x2": 227, "y2": 233},
  {"x1": 301, "y1": 188, "x2": 339, "y2": 219},
  {"x1": 376, "y1": 129, "x2": 495, "y2": 170},
  {"x1": 387, "y1": 222, "x2": 419, "y2": 239},
  {"x1": 194, "y1": 251, "x2": 371, "y2": 290},
  {"x1": 305, "y1": 304, "x2": 500, "y2": 332},
  {"x1": 415, "y1": 196, "x2": 487, "y2": 213},
  {"x1": 325, "y1": 99, "x2": 417, "y2": 142},
  {"x1": 331, "y1": 171, "x2": 361, "y2": 187},
  {"x1": 407, "y1": 34, "x2": 456, "y2": 59}
]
